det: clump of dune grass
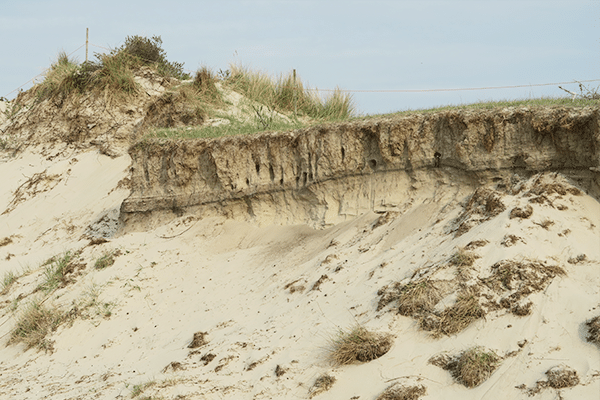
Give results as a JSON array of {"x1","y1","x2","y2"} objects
[
  {"x1": 328, "y1": 325, "x2": 393, "y2": 365},
  {"x1": 453, "y1": 347, "x2": 501, "y2": 388},
  {"x1": 431, "y1": 347, "x2": 501, "y2": 388},
  {"x1": 8, "y1": 299, "x2": 64, "y2": 351},
  {"x1": 397, "y1": 279, "x2": 443, "y2": 316},
  {"x1": 376, "y1": 383, "x2": 427, "y2": 400},
  {"x1": 37, "y1": 250, "x2": 79, "y2": 293},
  {"x1": 1, "y1": 270, "x2": 18, "y2": 295},
  {"x1": 35, "y1": 35, "x2": 189, "y2": 103},
  {"x1": 309, "y1": 373, "x2": 336, "y2": 398},
  {"x1": 227, "y1": 64, "x2": 354, "y2": 121},
  {"x1": 434, "y1": 286, "x2": 485, "y2": 337},
  {"x1": 545, "y1": 365, "x2": 580, "y2": 389}
]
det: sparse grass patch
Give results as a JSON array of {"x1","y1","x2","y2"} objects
[
  {"x1": 328, "y1": 325, "x2": 393, "y2": 365},
  {"x1": 434, "y1": 286, "x2": 485, "y2": 336},
  {"x1": 130, "y1": 380, "x2": 156, "y2": 398},
  {"x1": 376, "y1": 383, "x2": 427, "y2": 400},
  {"x1": 8, "y1": 298, "x2": 64, "y2": 351},
  {"x1": 361, "y1": 96, "x2": 600, "y2": 119},
  {"x1": 1, "y1": 270, "x2": 18, "y2": 295},
  {"x1": 309, "y1": 373, "x2": 336, "y2": 398},
  {"x1": 37, "y1": 250, "x2": 83, "y2": 293},
  {"x1": 534, "y1": 218, "x2": 555, "y2": 230},
  {"x1": 94, "y1": 249, "x2": 122, "y2": 270}
]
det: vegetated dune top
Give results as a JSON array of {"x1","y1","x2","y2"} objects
[{"x1": 0, "y1": 73, "x2": 599, "y2": 400}]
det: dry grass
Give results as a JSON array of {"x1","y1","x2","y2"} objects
[
  {"x1": 8, "y1": 299, "x2": 64, "y2": 351},
  {"x1": 452, "y1": 347, "x2": 501, "y2": 388},
  {"x1": 454, "y1": 188, "x2": 506, "y2": 236},
  {"x1": 534, "y1": 218, "x2": 555, "y2": 230},
  {"x1": 309, "y1": 373, "x2": 336, "y2": 398},
  {"x1": 586, "y1": 316, "x2": 600, "y2": 346},
  {"x1": 545, "y1": 365, "x2": 580, "y2": 389},
  {"x1": 396, "y1": 279, "x2": 443, "y2": 316},
  {"x1": 509, "y1": 205, "x2": 533, "y2": 219},
  {"x1": 434, "y1": 286, "x2": 485, "y2": 336},
  {"x1": 376, "y1": 383, "x2": 426, "y2": 400},
  {"x1": 464, "y1": 240, "x2": 488, "y2": 250},
  {"x1": 328, "y1": 325, "x2": 393, "y2": 365}
]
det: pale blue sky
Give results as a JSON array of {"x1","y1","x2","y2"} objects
[{"x1": 1, "y1": 0, "x2": 598, "y2": 114}]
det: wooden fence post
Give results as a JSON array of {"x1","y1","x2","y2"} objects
[
  {"x1": 85, "y1": 28, "x2": 89, "y2": 63},
  {"x1": 293, "y1": 69, "x2": 297, "y2": 117}
]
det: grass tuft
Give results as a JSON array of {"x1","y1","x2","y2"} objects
[
  {"x1": 309, "y1": 373, "x2": 336, "y2": 398},
  {"x1": 8, "y1": 299, "x2": 64, "y2": 351},
  {"x1": 328, "y1": 325, "x2": 393, "y2": 365},
  {"x1": 1, "y1": 270, "x2": 18, "y2": 295},
  {"x1": 376, "y1": 384, "x2": 427, "y2": 400},
  {"x1": 435, "y1": 286, "x2": 485, "y2": 337},
  {"x1": 452, "y1": 347, "x2": 501, "y2": 388},
  {"x1": 227, "y1": 64, "x2": 354, "y2": 121},
  {"x1": 37, "y1": 251, "x2": 77, "y2": 293}
]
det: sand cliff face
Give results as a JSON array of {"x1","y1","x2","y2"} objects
[{"x1": 122, "y1": 106, "x2": 600, "y2": 229}]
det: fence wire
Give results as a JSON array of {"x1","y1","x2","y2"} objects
[{"x1": 3, "y1": 41, "x2": 600, "y2": 99}]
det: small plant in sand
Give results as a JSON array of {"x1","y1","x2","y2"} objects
[
  {"x1": 376, "y1": 383, "x2": 427, "y2": 400},
  {"x1": 453, "y1": 347, "x2": 501, "y2": 388},
  {"x1": 37, "y1": 251, "x2": 76, "y2": 293},
  {"x1": 534, "y1": 218, "x2": 555, "y2": 230},
  {"x1": 431, "y1": 347, "x2": 501, "y2": 388},
  {"x1": 1, "y1": 270, "x2": 18, "y2": 295},
  {"x1": 8, "y1": 298, "x2": 64, "y2": 351},
  {"x1": 328, "y1": 325, "x2": 393, "y2": 365},
  {"x1": 129, "y1": 380, "x2": 157, "y2": 398},
  {"x1": 94, "y1": 249, "x2": 122, "y2": 270},
  {"x1": 309, "y1": 373, "x2": 336, "y2": 398}
]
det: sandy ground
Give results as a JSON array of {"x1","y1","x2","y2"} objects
[{"x1": 0, "y1": 144, "x2": 599, "y2": 400}]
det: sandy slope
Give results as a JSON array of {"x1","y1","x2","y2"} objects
[{"x1": 0, "y1": 143, "x2": 598, "y2": 400}]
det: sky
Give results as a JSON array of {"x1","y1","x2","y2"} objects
[{"x1": 1, "y1": 0, "x2": 598, "y2": 115}]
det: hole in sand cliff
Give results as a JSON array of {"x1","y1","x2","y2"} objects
[
  {"x1": 246, "y1": 178, "x2": 250, "y2": 186},
  {"x1": 341, "y1": 147, "x2": 345, "y2": 160},
  {"x1": 269, "y1": 165, "x2": 275, "y2": 181},
  {"x1": 255, "y1": 163, "x2": 260, "y2": 174},
  {"x1": 303, "y1": 172, "x2": 308, "y2": 186},
  {"x1": 369, "y1": 159, "x2": 377, "y2": 169}
]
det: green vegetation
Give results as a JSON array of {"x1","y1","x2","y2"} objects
[
  {"x1": 363, "y1": 95, "x2": 600, "y2": 120},
  {"x1": 1, "y1": 270, "x2": 18, "y2": 294},
  {"x1": 94, "y1": 249, "x2": 121, "y2": 270},
  {"x1": 453, "y1": 347, "x2": 501, "y2": 388},
  {"x1": 37, "y1": 251, "x2": 77, "y2": 293},
  {"x1": 36, "y1": 35, "x2": 189, "y2": 101},
  {"x1": 227, "y1": 63, "x2": 354, "y2": 120}
]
